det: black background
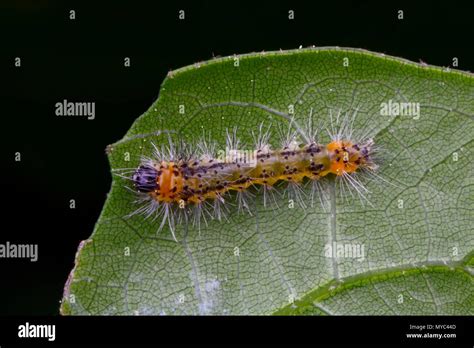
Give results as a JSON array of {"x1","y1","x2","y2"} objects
[{"x1": 1, "y1": 0, "x2": 473, "y2": 317}]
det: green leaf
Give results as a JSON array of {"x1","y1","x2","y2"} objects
[{"x1": 61, "y1": 48, "x2": 474, "y2": 315}]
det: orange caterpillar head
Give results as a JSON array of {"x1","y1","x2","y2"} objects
[{"x1": 326, "y1": 139, "x2": 376, "y2": 176}]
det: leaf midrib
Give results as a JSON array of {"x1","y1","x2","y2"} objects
[{"x1": 273, "y1": 253, "x2": 474, "y2": 315}]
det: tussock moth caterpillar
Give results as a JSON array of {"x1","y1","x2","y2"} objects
[{"x1": 116, "y1": 110, "x2": 385, "y2": 241}]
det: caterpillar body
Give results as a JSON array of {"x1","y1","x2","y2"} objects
[{"x1": 120, "y1": 113, "x2": 381, "y2": 241}]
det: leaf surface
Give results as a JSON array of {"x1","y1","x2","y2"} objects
[{"x1": 61, "y1": 48, "x2": 474, "y2": 315}]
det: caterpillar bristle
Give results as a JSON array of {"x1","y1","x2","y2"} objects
[
  {"x1": 252, "y1": 122, "x2": 272, "y2": 152},
  {"x1": 339, "y1": 172, "x2": 373, "y2": 208},
  {"x1": 309, "y1": 179, "x2": 329, "y2": 212},
  {"x1": 286, "y1": 181, "x2": 308, "y2": 209},
  {"x1": 225, "y1": 127, "x2": 241, "y2": 152},
  {"x1": 277, "y1": 117, "x2": 301, "y2": 150},
  {"x1": 301, "y1": 107, "x2": 320, "y2": 144},
  {"x1": 261, "y1": 184, "x2": 281, "y2": 209},
  {"x1": 236, "y1": 189, "x2": 254, "y2": 215}
]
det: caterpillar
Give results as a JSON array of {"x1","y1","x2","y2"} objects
[{"x1": 117, "y1": 111, "x2": 381, "y2": 241}]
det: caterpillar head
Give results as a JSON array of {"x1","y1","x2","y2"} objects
[
  {"x1": 326, "y1": 139, "x2": 377, "y2": 176},
  {"x1": 132, "y1": 165, "x2": 159, "y2": 193}
]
